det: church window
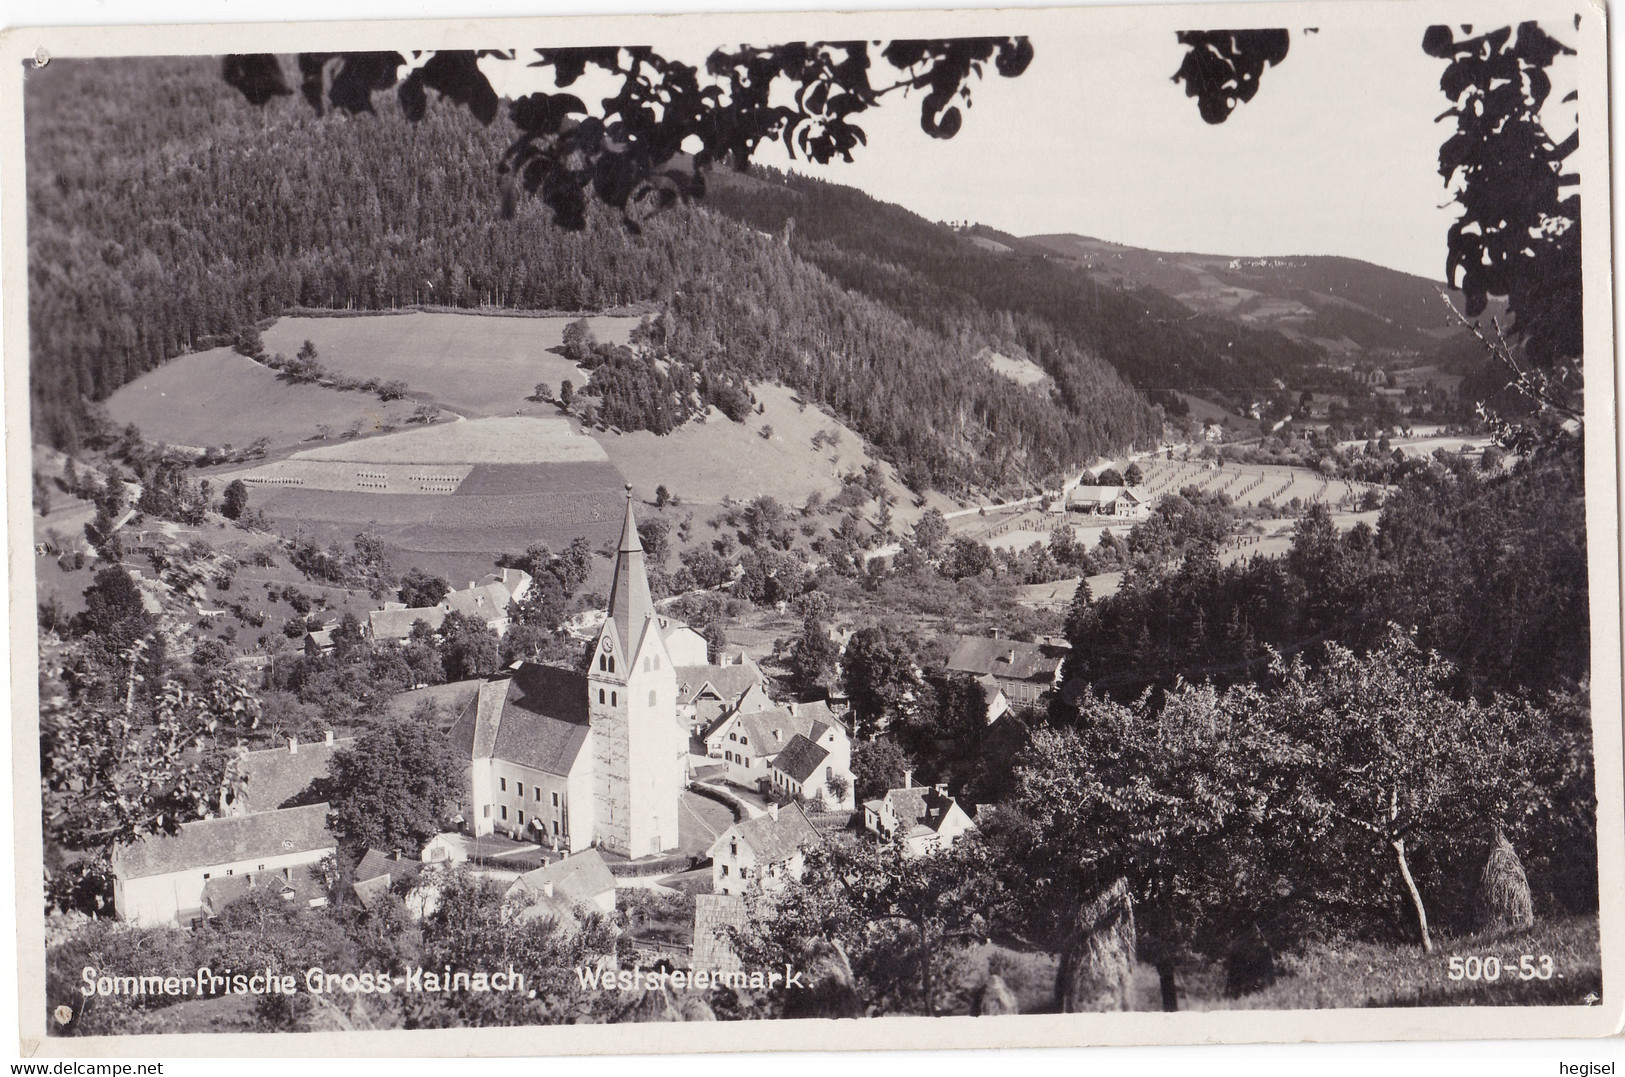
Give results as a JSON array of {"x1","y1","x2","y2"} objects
[
  {"x1": 643, "y1": 657, "x2": 650, "y2": 672},
  {"x1": 517, "y1": 783, "x2": 524, "y2": 798},
  {"x1": 552, "y1": 792, "x2": 559, "y2": 807},
  {"x1": 648, "y1": 690, "x2": 656, "y2": 706},
  {"x1": 483, "y1": 805, "x2": 491, "y2": 818},
  {"x1": 608, "y1": 656, "x2": 616, "y2": 673},
  {"x1": 500, "y1": 777, "x2": 507, "y2": 792},
  {"x1": 653, "y1": 656, "x2": 660, "y2": 669},
  {"x1": 598, "y1": 654, "x2": 606, "y2": 671},
  {"x1": 501, "y1": 806, "x2": 508, "y2": 820},
  {"x1": 599, "y1": 689, "x2": 605, "y2": 704},
  {"x1": 534, "y1": 788, "x2": 541, "y2": 802},
  {"x1": 611, "y1": 691, "x2": 617, "y2": 706}
]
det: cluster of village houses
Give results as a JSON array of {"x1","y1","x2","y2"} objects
[{"x1": 108, "y1": 490, "x2": 1069, "y2": 976}]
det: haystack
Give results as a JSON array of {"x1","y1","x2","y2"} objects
[
  {"x1": 1479, "y1": 828, "x2": 1535, "y2": 933},
  {"x1": 973, "y1": 974, "x2": 1020, "y2": 1015},
  {"x1": 1057, "y1": 877, "x2": 1137, "y2": 1012}
]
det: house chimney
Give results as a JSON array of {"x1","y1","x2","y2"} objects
[
  {"x1": 543, "y1": 881, "x2": 555, "y2": 898},
  {"x1": 288, "y1": 736, "x2": 298, "y2": 755},
  {"x1": 325, "y1": 730, "x2": 335, "y2": 746},
  {"x1": 768, "y1": 803, "x2": 779, "y2": 821},
  {"x1": 991, "y1": 627, "x2": 1002, "y2": 639},
  {"x1": 903, "y1": 769, "x2": 912, "y2": 789}
]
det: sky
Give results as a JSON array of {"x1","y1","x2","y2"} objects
[{"x1": 469, "y1": 14, "x2": 1581, "y2": 283}]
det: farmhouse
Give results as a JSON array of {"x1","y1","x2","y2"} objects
[
  {"x1": 351, "y1": 848, "x2": 423, "y2": 912},
  {"x1": 451, "y1": 488, "x2": 689, "y2": 859},
  {"x1": 110, "y1": 803, "x2": 337, "y2": 927},
  {"x1": 863, "y1": 779, "x2": 976, "y2": 858},
  {"x1": 367, "y1": 570, "x2": 532, "y2": 643},
  {"x1": 944, "y1": 634, "x2": 1065, "y2": 709},
  {"x1": 1067, "y1": 485, "x2": 1146, "y2": 517},
  {"x1": 707, "y1": 802, "x2": 822, "y2": 897}
]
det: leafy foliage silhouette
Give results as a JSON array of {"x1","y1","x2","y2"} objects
[{"x1": 223, "y1": 40, "x2": 1032, "y2": 231}]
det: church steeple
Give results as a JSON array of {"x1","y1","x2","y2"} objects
[{"x1": 606, "y1": 484, "x2": 653, "y2": 658}]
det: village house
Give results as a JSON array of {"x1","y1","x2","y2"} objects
[
  {"x1": 110, "y1": 802, "x2": 337, "y2": 927},
  {"x1": 767, "y1": 732, "x2": 856, "y2": 810},
  {"x1": 863, "y1": 778, "x2": 977, "y2": 858},
  {"x1": 451, "y1": 489, "x2": 690, "y2": 859},
  {"x1": 201, "y1": 864, "x2": 330, "y2": 920},
  {"x1": 707, "y1": 802, "x2": 822, "y2": 897},
  {"x1": 705, "y1": 700, "x2": 849, "y2": 791},
  {"x1": 366, "y1": 569, "x2": 535, "y2": 644},
  {"x1": 504, "y1": 848, "x2": 617, "y2": 915},
  {"x1": 351, "y1": 848, "x2": 423, "y2": 912},
  {"x1": 1066, "y1": 484, "x2": 1146, "y2": 518},
  {"x1": 944, "y1": 634, "x2": 1066, "y2": 709},
  {"x1": 226, "y1": 731, "x2": 352, "y2": 815},
  {"x1": 675, "y1": 653, "x2": 770, "y2": 734}
]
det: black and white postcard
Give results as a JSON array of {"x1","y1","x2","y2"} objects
[{"x1": 3, "y1": 0, "x2": 1619, "y2": 1057}]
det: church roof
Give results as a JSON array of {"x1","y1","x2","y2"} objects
[
  {"x1": 449, "y1": 665, "x2": 591, "y2": 778},
  {"x1": 605, "y1": 486, "x2": 654, "y2": 660}
]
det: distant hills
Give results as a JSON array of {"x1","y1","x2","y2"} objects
[{"x1": 1020, "y1": 233, "x2": 1461, "y2": 360}]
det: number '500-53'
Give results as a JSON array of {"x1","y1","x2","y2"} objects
[{"x1": 1447, "y1": 955, "x2": 1553, "y2": 981}]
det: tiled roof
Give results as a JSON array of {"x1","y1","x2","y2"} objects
[
  {"x1": 1069, "y1": 484, "x2": 1144, "y2": 507},
  {"x1": 692, "y1": 893, "x2": 745, "y2": 973},
  {"x1": 675, "y1": 660, "x2": 764, "y2": 706},
  {"x1": 368, "y1": 606, "x2": 445, "y2": 642},
  {"x1": 448, "y1": 666, "x2": 590, "y2": 777},
  {"x1": 234, "y1": 737, "x2": 353, "y2": 813},
  {"x1": 479, "y1": 568, "x2": 533, "y2": 599},
  {"x1": 113, "y1": 803, "x2": 335, "y2": 880},
  {"x1": 510, "y1": 849, "x2": 615, "y2": 907},
  {"x1": 880, "y1": 786, "x2": 966, "y2": 835},
  {"x1": 202, "y1": 864, "x2": 328, "y2": 915},
  {"x1": 771, "y1": 734, "x2": 829, "y2": 784},
  {"x1": 734, "y1": 707, "x2": 816, "y2": 758},
  {"x1": 718, "y1": 803, "x2": 821, "y2": 863},
  {"x1": 352, "y1": 873, "x2": 393, "y2": 912},
  {"x1": 945, "y1": 636, "x2": 1065, "y2": 683},
  {"x1": 354, "y1": 848, "x2": 422, "y2": 886},
  {"x1": 443, "y1": 581, "x2": 514, "y2": 622}
]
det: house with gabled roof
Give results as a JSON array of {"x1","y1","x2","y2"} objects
[
  {"x1": 863, "y1": 777, "x2": 977, "y2": 858},
  {"x1": 768, "y1": 732, "x2": 855, "y2": 809},
  {"x1": 676, "y1": 653, "x2": 770, "y2": 733},
  {"x1": 945, "y1": 634, "x2": 1066, "y2": 708},
  {"x1": 201, "y1": 864, "x2": 330, "y2": 919},
  {"x1": 227, "y1": 731, "x2": 352, "y2": 815},
  {"x1": 707, "y1": 802, "x2": 822, "y2": 897},
  {"x1": 706, "y1": 699, "x2": 850, "y2": 791},
  {"x1": 504, "y1": 848, "x2": 616, "y2": 914},
  {"x1": 110, "y1": 802, "x2": 337, "y2": 927},
  {"x1": 1067, "y1": 484, "x2": 1146, "y2": 518}
]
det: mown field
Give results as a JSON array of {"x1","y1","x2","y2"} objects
[
  {"x1": 261, "y1": 311, "x2": 638, "y2": 419},
  {"x1": 103, "y1": 348, "x2": 419, "y2": 451}
]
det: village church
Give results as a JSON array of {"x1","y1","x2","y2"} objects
[{"x1": 452, "y1": 487, "x2": 697, "y2": 858}]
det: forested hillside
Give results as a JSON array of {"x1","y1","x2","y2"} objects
[
  {"x1": 26, "y1": 56, "x2": 1160, "y2": 494},
  {"x1": 705, "y1": 169, "x2": 1325, "y2": 400}
]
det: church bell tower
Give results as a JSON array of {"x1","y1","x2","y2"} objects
[{"x1": 588, "y1": 486, "x2": 683, "y2": 857}]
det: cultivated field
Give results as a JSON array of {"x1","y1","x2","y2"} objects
[
  {"x1": 103, "y1": 348, "x2": 420, "y2": 450},
  {"x1": 261, "y1": 311, "x2": 638, "y2": 419}
]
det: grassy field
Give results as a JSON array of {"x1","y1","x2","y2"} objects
[
  {"x1": 104, "y1": 348, "x2": 422, "y2": 451},
  {"x1": 983, "y1": 348, "x2": 1050, "y2": 388},
  {"x1": 594, "y1": 383, "x2": 952, "y2": 527},
  {"x1": 292, "y1": 415, "x2": 608, "y2": 466},
  {"x1": 261, "y1": 311, "x2": 637, "y2": 420},
  {"x1": 1198, "y1": 915, "x2": 1601, "y2": 1010}
]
